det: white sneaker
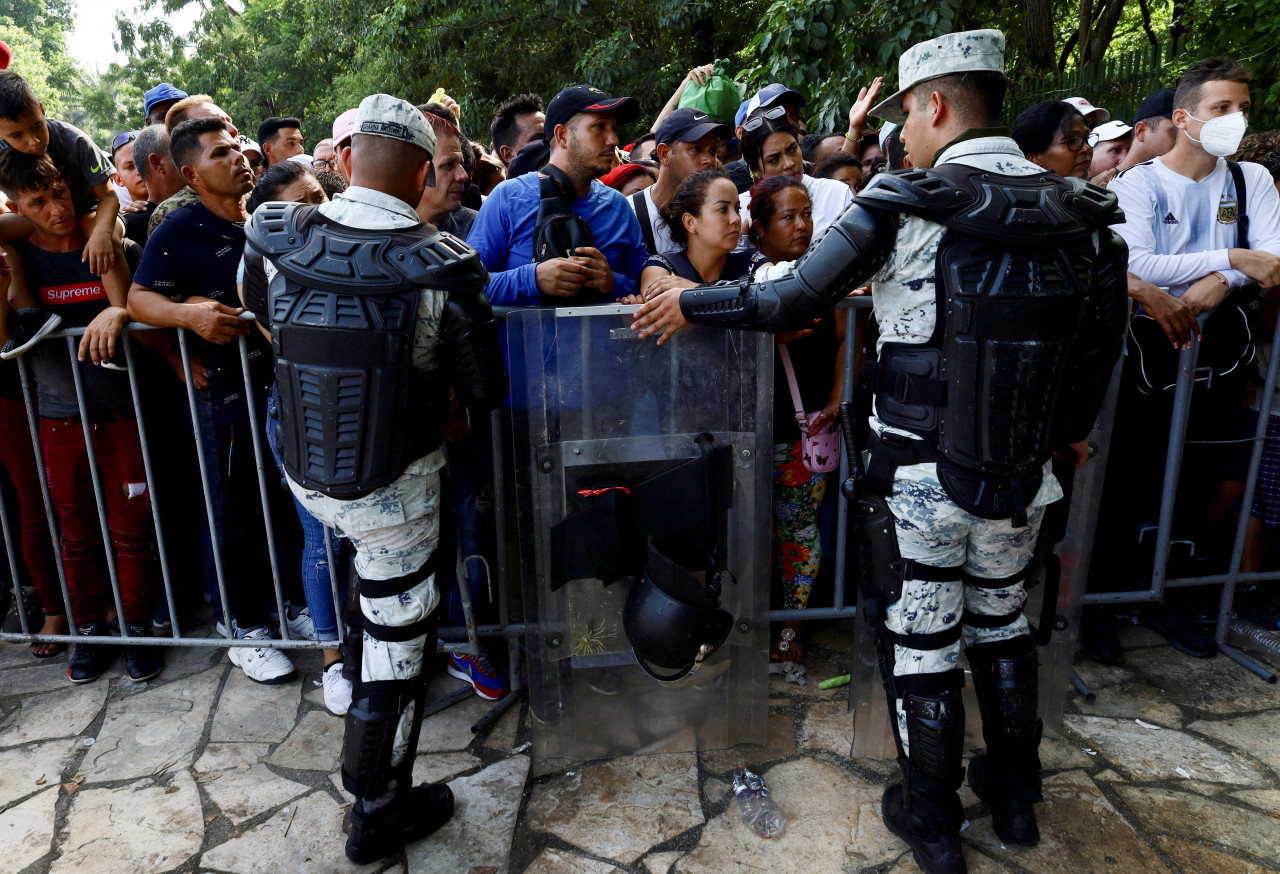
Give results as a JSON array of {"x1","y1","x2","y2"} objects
[
  {"x1": 284, "y1": 606, "x2": 316, "y2": 640},
  {"x1": 227, "y1": 625, "x2": 296, "y2": 685},
  {"x1": 322, "y1": 661, "x2": 353, "y2": 716}
]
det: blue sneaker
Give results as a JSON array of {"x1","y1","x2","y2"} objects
[{"x1": 447, "y1": 652, "x2": 509, "y2": 700}]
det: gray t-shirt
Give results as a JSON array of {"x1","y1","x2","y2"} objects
[
  {"x1": 15, "y1": 237, "x2": 141, "y2": 417},
  {"x1": 0, "y1": 119, "x2": 114, "y2": 216}
]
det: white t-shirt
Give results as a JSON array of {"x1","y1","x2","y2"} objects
[
  {"x1": 629, "y1": 186, "x2": 678, "y2": 255},
  {"x1": 737, "y1": 174, "x2": 853, "y2": 242},
  {"x1": 1110, "y1": 156, "x2": 1280, "y2": 297}
]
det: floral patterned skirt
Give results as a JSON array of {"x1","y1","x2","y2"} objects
[{"x1": 772, "y1": 440, "x2": 828, "y2": 610}]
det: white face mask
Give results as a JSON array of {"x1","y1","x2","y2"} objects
[{"x1": 1185, "y1": 110, "x2": 1248, "y2": 157}]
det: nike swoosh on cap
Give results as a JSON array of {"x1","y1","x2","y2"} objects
[{"x1": 693, "y1": 114, "x2": 708, "y2": 120}]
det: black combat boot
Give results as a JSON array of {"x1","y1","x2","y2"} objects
[
  {"x1": 966, "y1": 637, "x2": 1043, "y2": 845},
  {"x1": 881, "y1": 682, "x2": 968, "y2": 874}
]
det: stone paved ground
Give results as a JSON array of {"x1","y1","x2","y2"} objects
[{"x1": 3, "y1": 612, "x2": 1280, "y2": 874}]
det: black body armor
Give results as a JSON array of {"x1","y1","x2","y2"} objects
[
  {"x1": 245, "y1": 202, "x2": 495, "y2": 500},
  {"x1": 856, "y1": 166, "x2": 1127, "y2": 521}
]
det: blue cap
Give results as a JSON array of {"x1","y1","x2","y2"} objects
[
  {"x1": 734, "y1": 99, "x2": 752, "y2": 130},
  {"x1": 746, "y1": 83, "x2": 805, "y2": 118},
  {"x1": 144, "y1": 83, "x2": 188, "y2": 121}
]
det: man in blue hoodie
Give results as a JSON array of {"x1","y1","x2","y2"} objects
[{"x1": 469, "y1": 85, "x2": 650, "y2": 305}]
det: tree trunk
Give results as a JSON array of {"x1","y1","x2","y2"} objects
[
  {"x1": 1024, "y1": 0, "x2": 1056, "y2": 72},
  {"x1": 1083, "y1": 0, "x2": 1128, "y2": 66}
]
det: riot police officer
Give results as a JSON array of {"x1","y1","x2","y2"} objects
[
  {"x1": 632, "y1": 30, "x2": 1127, "y2": 874},
  {"x1": 243, "y1": 94, "x2": 507, "y2": 864}
]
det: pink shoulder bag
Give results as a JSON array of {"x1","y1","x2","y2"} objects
[{"x1": 778, "y1": 343, "x2": 841, "y2": 473}]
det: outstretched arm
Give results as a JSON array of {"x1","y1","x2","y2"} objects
[{"x1": 670, "y1": 203, "x2": 897, "y2": 333}]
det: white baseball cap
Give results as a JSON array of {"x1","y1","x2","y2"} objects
[
  {"x1": 1064, "y1": 97, "x2": 1110, "y2": 126},
  {"x1": 1089, "y1": 120, "x2": 1133, "y2": 145},
  {"x1": 237, "y1": 135, "x2": 262, "y2": 157},
  {"x1": 871, "y1": 29, "x2": 1005, "y2": 124}
]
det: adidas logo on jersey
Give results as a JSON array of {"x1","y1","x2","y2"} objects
[{"x1": 1162, "y1": 211, "x2": 1179, "y2": 225}]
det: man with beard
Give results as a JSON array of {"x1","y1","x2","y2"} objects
[{"x1": 469, "y1": 85, "x2": 649, "y2": 305}]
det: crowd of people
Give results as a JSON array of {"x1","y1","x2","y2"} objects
[{"x1": 0, "y1": 26, "x2": 1278, "y2": 870}]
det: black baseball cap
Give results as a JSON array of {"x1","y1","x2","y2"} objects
[
  {"x1": 655, "y1": 107, "x2": 732, "y2": 146},
  {"x1": 507, "y1": 139, "x2": 550, "y2": 178},
  {"x1": 1133, "y1": 87, "x2": 1175, "y2": 125},
  {"x1": 544, "y1": 85, "x2": 640, "y2": 135}
]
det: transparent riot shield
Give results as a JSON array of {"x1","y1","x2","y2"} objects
[
  {"x1": 508, "y1": 305, "x2": 772, "y2": 762},
  {"x1": 850, "y1": 363, "x2": 1123, "y2": 758}
]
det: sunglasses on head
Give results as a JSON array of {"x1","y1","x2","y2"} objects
[
  {"x1": 742, "y1": 105, "x2": 788, "y2": 133},
  {"x1": 112, "y1": 130, "x2": 139, "y2": 153}
]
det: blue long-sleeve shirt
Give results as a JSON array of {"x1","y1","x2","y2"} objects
[{"x1": 469, "y1": 171, "x2": 650, "y2": 305}]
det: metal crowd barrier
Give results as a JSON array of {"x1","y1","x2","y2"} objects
[
  {"x1": 1082, "y1": 316, "x2": 1280, "y2": 684},
  {"x1": 0, "y1": 318, "x2": 523, "y2": 714}
]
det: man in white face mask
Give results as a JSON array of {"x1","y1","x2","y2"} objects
[
  {"x1": 1111, "y1": 56, "x2": 1280, "y2": 313},
  {"x1": 1089, "y1": 57, "x2": 1280, "y2": 663}
]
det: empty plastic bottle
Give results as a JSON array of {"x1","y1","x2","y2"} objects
[{"x1": 732, "y1": 763, "x2": 787, "y2": 838}]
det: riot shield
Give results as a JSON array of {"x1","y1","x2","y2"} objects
[
  {"x1": 850, "y1": 362, "x2": 1122, "y2": 757},
  {"x1": 507, "y1": 306, "x2": 772, "y2": 762}
]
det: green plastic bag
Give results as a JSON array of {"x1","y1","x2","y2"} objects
[{"x1": 677, "y1": 60, "x2": 742, "y2": 126}]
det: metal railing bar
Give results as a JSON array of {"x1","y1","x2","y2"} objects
[
  {"x1": 15, "y1": 356, "x2": 75, "y2": 625},
  {"x1": 122, "y1": 332, "x2": 181, "y2": 639},
  {"x1": 64, "y1": 335, "x2": 130, "y2": 638},
  {"x1": 235, "y1": 329, "x2": 289, "y2": 641},
  {"x1": 177, "y1": 328, "x2": 235, "y2": 636}
]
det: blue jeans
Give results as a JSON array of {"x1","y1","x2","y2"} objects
[
  {"x1": 445, "y1": 420, "x2": 495, "y2": 631},
  {"x1": 266, "y1": 385, "x2": 348, "y2": 640}
]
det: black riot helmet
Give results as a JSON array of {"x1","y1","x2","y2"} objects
[{"x1": 623, "y1": 541, "x2": 733, "y2": 682}]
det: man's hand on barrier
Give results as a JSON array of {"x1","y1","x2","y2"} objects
[
  {"x1": 1180, "y1": 272, "x2": 1231, "y2": 317},
  {"x1": 1128, "y1": 275, "x2": 1198, "y2": 347},
  {"x1": 535, "y1": 257, "x2": 589, "y2": 297},
  {"x1": 573, "y1": 247, "x2": 615, "y2": 298},
  {"x1": 1230, "y1": 248, "x2": 1280, "y2": 288},
  {"x1": 187, "y1": 300, "x2": 250, "y2": 344},
  {"x1": 78, "y1": 306, "x2": 129, "y2": 364}
]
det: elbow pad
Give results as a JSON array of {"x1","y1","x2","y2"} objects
[
  {"x1": 679, "y1": 203, "x2": 897, "y2": 333},
  {"x1": 442, "y1": 285, "x2": 509, "y2": 411}
]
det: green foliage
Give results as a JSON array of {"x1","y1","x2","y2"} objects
[
  {"x1": 19, "y1": 0, "x2": 1280, "y2": 155},
  {"x1": 0, "y1": 0, "x2": 81, "y2": 118}
]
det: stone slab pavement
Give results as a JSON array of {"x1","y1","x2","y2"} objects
[{"x1": 3, "y1": 613, "x2": 1280, "y2": 873}]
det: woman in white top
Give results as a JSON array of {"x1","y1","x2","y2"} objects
[{"x1": 738, "y1": 107, "x2": 853, "y2": 242}]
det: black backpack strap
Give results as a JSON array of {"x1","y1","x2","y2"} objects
[
  {"x1": 631, "y1": 190, "x2": 658, "y2": 255},
  {"x1": 1227, "y1": 160, "x2": 1250, "y2": 249}
]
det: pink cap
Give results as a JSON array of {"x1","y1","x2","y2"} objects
[
  {"x1": 331, "y1": 108, "x2": 358, "y2": 146},
  {"x1": 1063, "y1": 96, "x2": 1110, "y2": 126}
]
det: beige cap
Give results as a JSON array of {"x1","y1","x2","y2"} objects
[
  {"x1": 871, "y1": 29, "x2": 1005, "y2": 124},
  {"x1": 352, "y1": 94, "x2": 437, "y2": 184}
]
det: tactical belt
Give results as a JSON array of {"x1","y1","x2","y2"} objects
[{"x1": 866, "y1": 429, "x2": 945, "y2": 495}]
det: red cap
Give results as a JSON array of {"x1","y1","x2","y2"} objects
[{"x1": 0, "y1": 41, "x2": 12, "y2": 70}]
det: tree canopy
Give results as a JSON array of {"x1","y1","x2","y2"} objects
[{"x1": 0, "y1": 0, "x2": 1276, "y2": 152}]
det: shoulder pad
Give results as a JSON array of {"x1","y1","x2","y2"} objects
[
  {"x1": 863, "y1": 164, "x2": 1116, "y2": 244},
  {"x1": 854, "y1": 168, "x2": 974, "y2": 217},
  {"x1": 247, "y1": 204, "x2": 488, "y2": 295},
  {"x1": 1061, "y1": 177, "x2": 1124, "y2": 228},
  {"x1": 388, "y1": 231, "x2": 490, "y2": 294},
  {"x1": 245, "y1": 201, "x2": 312, "y2": 257}
]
